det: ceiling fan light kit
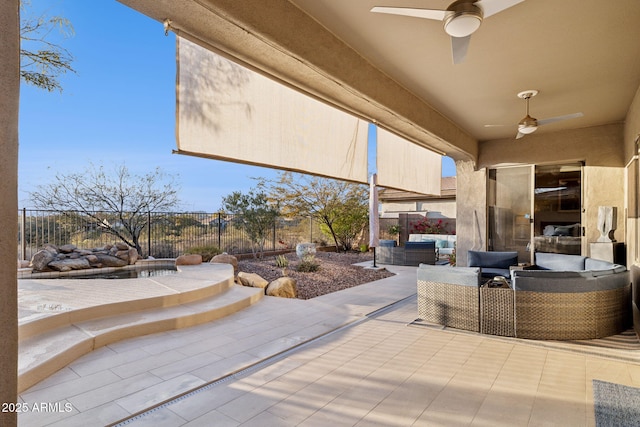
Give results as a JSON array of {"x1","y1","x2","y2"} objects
[
  {"x1": 371, "y1": 0, "x2": 525, "y2": 63},
  {"x1": 518, "y1": 123, "x2": 538, "y2": 134},
  {"x1": 443, "y1": 2, "x2": 483, "y2": 37}
]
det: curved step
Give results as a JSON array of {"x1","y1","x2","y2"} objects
[
  {"x1": 19, "y1": 263, "x2": 235, "y2": 340},
  {"x1": 18, "y1": 264, "x2": 264, "y2": 393}
]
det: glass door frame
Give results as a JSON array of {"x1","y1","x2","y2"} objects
[
  {"x1": 487, "y1": 165, "x2": 535, "y2": 265},
  {"x1": 488, "y1": 162, "x2": 584, "y2": 264}
]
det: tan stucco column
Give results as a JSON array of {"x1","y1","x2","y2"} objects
[
  {"x1": 455, "y1": 160, "x2": 487, "y2": 267},
  {"x1": 0, "y1": 0, "x2": 20, "y2": 425}
]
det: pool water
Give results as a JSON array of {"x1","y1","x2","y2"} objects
[{"x1": 61, "y1": 266, "x2": 178, "y2": 280}]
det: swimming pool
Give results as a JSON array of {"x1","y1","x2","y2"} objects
[{"x1": 59, "y1": 266, "x2": 178, "y2": 279}]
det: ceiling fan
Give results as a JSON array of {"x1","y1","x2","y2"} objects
[
  {"x1": 485, "y1": 90, "x2": 584, "y2": 139},
  {"x1": 371, "y1": 0, "x2": 525, "y2": 64}
]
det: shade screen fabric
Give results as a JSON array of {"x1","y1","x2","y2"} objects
[
  {"x1": 176, "y1": 37, "x2": 369, "y2": 184},
  {"x1": 376, "y1": 126, "x2": 441, "y2": 195}
]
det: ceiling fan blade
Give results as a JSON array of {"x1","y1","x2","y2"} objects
[
  {"x1": 370, "y1": 7, "x2": 446, "y2": 21},
  {"x1": 537, "y1": 112, "x2": 584, "y2": 126},
  {"x1": 451, "y1": 35, "x2": 471, "y2": 64},
  {"x1": 477, "y1": 0, "x2": 525, "y2": 18},
  {"x1": 484, "y1": 124, "x2": 509, "y2": 127},
  {"x1": 516, "y1": 131, "x2": 525, "y2": 140}
]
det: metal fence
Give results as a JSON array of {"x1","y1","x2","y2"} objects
[{"x1": 17, "y1": 209, "x2": 329, "y2": 261}]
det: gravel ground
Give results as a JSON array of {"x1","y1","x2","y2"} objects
[{"x1": 237, "y1": 251, "x2": 395, "y2": 300}]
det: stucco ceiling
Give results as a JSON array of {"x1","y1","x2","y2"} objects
[
  {"x1": 118, "y1": 0, "x2": 640, "y2": 159},
  {"x1": 288, "y1": 0, "x2": 640, "y2": 141}
]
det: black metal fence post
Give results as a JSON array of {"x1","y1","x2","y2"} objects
[
  {"x1": 20, "y1": 208, "x2": 26, "y2": 261},
  {"x1": 217, "y1": 212, "x2": 222, "y2": 251},
  {"x1": 147, "y1": 210, "x2": 152, "y2": 258}
]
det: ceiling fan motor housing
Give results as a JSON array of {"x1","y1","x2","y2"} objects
[
  {"x1": 444, "y1": 1, "x2": 483, "y2": 37},
  {"x1": 518, "y1": 114, "x2": 538, "y2": 134}
]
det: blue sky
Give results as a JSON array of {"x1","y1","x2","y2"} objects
[{"x1": 19, "y1": 0, "x2": 456, "y2": 212}]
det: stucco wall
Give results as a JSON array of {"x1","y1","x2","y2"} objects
[
  {"x1": 624, "y1": 85, "x2": 640, "y2": 162},
  {"x1": 478, "y1": 123, "x2": 625, "y2": 169},
  {"x1": 456, "y1": 123, "x2": 626, "y2": 270},
  {"x1": 583, "y1": 167, "x2": 625, "y2": 250},
  {"x1": 455, "y1": 161, "x2": 486, "y2": 267},
  {"x1": 0, "y1": 1, "x2": 20, "y2": 425}
]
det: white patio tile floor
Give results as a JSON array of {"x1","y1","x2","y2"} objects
[{"x1": 17, "y1": 262, "x2": 640, "y2": 426}]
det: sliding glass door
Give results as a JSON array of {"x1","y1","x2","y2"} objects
[
  {"x1": 488, "y1": 162, "x2": 583, "y2": 263},
  {"x1": 533, "y1": 163, "x2": 583, "y2": 255},
  {"x1": 488, "y1": 166, "x2": 533, "y2": 263}
]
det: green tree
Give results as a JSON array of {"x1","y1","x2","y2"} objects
[
  {"x1": 20, "y1": 0, "x2": 76, "y2": 92},
  {"x1": 221, "y1": 188, "x2": 279, "y2": 258},
  {"x1": 263, "y1": 172, "x2": 368, "y2": 252},
  {"x1": 29, "y1": 163, "x2": 181, "y2": 255}
]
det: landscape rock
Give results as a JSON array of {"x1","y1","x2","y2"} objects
[
  {"x1": 237, "y1": 272, "x2": 269, "y2": 289},
  {"x1": 210, "y1": 253, "x2": 239, "y2": 276},
  {"x1": 49, "y1": 258, "x2": 91, "y2": 272},
  {"x1": 266, "y1": 277, "x2": 298, "y2": 298},
  {"x1": 30, "y1": 250, "x2": 56, "y2": 271},
  {"x1": 116, "y1": 249, "x2": 131, "y2": 261},
  {"x1": 43, "y1": 244, "x2": 58, "y2": 253},
  {"x1": 58, "y1": 244, "x2": 77, "y2": 253},
  {"x1": 92, "y1": 254, "x2": 128, "y2": 267},
  {"x1": 128, "y1": 248, "x2": 139, "y2": 265},
  {"x1": 176, "y1": 254, "x2": 203, "y2": 265},
  {"x1": 29, "y1": 242, "x2": 140, "y2": 271}
]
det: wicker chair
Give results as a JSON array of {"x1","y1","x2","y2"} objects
[{"x1": 417, "y1": 264, "x2": 481, "y2": 332}]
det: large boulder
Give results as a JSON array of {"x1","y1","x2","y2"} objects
[
  {"x1": 58, "y1": 244, "x2": 77, "y2": 254},
  {"x1": 48, "y1": 258, "x2": 91, "y2": 272},
  {"x1": 92, "y1": 254, "x2": 128, "y2": 268},
  {"x1": 176, "y1": 254, "x2": 203, "y2": 265},
  {"x1": 237, "y1": 272, "x2": 269, "y2": 289},
  {"x1": 266, "y1": 277, "x2": 298, "y2": 298},
  {"x1": 127, "y1": 248, "x2": 139, "y2": 265},
  {"x1": 115, "y1": 242, "x2": 130, "y2": 250},
  {"x1": 30, "y1": 249, "x2": 56, "y2": 271},
  {"x1": 210, "y1": 253, "x2": 238, "y2": 276},
  {"x1": 115, "y1": 250, "x2": 131, "y2": 261}
]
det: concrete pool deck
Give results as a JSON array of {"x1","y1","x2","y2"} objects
[{"x1": 18, "y1": 262, "x2": 265, "y2": 393}]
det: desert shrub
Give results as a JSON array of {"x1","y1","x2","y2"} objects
[
  {"x1": 185, "y1": 245, "x2": 221, "y2": 262},
  {"x1": 274, "y1": 254, "x2": 289, "y2": 268},
  {"x1": 297, "y1": 254, "x2": 320, "y2": 272}
]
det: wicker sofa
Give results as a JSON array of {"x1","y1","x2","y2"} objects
[
  {"x1": 377, "y1": 240, "x2": 436, "y2": 266},
  {"x1": 417, "y1": 252, "x2": 631, "y2": 340},
  {"x1": 510, "y1": 253, "x2": 631, "y2": 339},
  {"x1": 408, "y1": 234, "x2": 456, "y2": 259}
]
